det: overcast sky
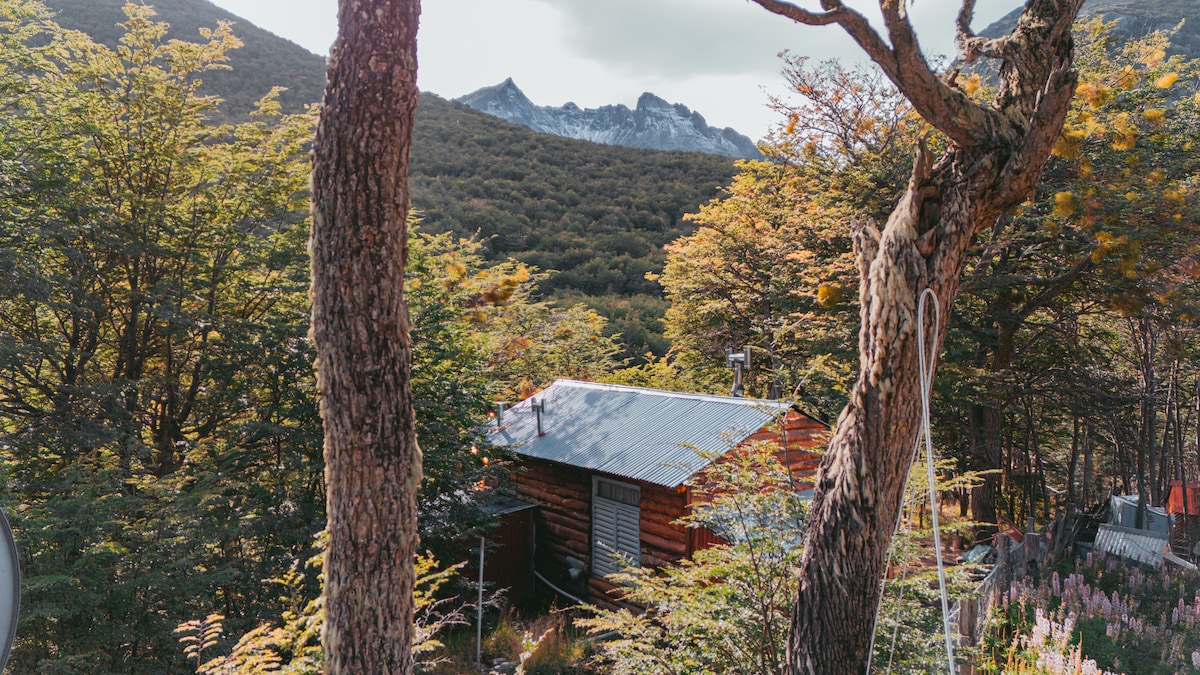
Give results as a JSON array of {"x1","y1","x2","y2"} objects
[{"x1": 206, "y1": 0, "x2": 1024, "y2": 140}]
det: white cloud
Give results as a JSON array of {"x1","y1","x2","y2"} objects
[
  {"x1": 207, "y1": 0, "x2": 1027, "y2": 138},
  {"x1": 526, "y1": 0, "x2": 855, "y2": 79}
]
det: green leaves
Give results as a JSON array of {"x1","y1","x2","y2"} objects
[
  {"x1": 579, "y1": 442, "x2": 808, "y2": 675},
  {"x1": 0, "y1": 3, "x2": 321, "y2": 669},
  {"x1": 655, "y1": 158, "x2": 857, "y2": 413}
]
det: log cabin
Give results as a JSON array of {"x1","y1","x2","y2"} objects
[{"x1": 484, "y1": 379, "x2": 827, "y2": 607}]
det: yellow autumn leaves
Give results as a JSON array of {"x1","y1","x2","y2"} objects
[
  {"x1": 1156, "y1": 72, "x2": 1180, "y2": 88},
  {"x1": 1055, "y1": 19, "x2": 1189, "y2": 162},
  {"x1": 1046, "y1": 19, "x2": 1197, "y2": 264},
  {"x1": 1053, "y1": 191, "x2": 1079, "y2": 218},
  {"x1": 817, "y1": 284, "x2": 843, "y2": 309}
]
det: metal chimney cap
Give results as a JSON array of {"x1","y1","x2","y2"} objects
[{"x1": 725, "y1": 346, "x2": 751, "y2": 369}]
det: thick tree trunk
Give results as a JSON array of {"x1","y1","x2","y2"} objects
[
  {"x1": 309, "y1": 1, "x2": 422, "y2": 673},
  {"x1": 787, "y1": 142, "x2": 1006, "y2": 671},
  {"x1": 969, "y1": 403, "x2": 1003, "y2": 533},
  {"x1": 745, "y1": 1, "x2": 1086, "y2": 671},
  {"x1": 969, "y1": 291, "x2": 1017, "y2": 532}
]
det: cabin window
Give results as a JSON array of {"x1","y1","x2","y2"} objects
[{"x1": 592, "y1": 477, "x2": 640, "y2": 577}]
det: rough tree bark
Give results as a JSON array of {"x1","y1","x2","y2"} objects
[
  {"x1": 747, "y1": 1, "x2": 1086, "y2": 672},
  {"x1": 309, "y1": 0, "x2": 422, "y2": 673}
]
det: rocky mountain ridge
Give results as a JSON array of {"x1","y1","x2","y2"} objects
[
  {"x1": 979, "y1": 0, "x2": 1200, "y2": 57},
  {"x1": 457, "y1": 78, "x2": 762, "y2": 160}
]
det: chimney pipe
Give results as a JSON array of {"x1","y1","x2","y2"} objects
[
  {"x1": 726, "y1": 346, "x2": 751, "y2": 397},
  {"x1": 530, "y1": 398, "x2": 546, "y2": 436}
]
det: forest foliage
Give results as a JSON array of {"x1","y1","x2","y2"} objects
[
  {"x1": 645, "y1": 19, "x2": 1200, "y2": 533},
  {"x1": 0, "y1": 3, "x2": 627, "y2": 670},
  {"x1": 39, "y1": 0, "x2": 742, "y2": 362},
  {"x1": 41, "y1": 0, "x2": 329, "y2": 118},
  {"x1": 579, "y1": 12, "x2": 1200, "y2": 673},
  {"x1": 3, "y1": 0, "x2": 1200, "y2": 672}
]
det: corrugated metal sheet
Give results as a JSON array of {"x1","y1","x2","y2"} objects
[
  {"x1": 1109, "y1": 494, "x2": 1174, "y2": 536},
  {"x1": 486, "y1": 379, "x2": 793, "y2": 488},
  {"x1": 1094, "y1": 523, "x2": 1169, "y2": 568}
]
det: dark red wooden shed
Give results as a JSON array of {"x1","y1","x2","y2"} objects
[{"x1": 484, "y1": 379, "x2": 827, "y2": 607}]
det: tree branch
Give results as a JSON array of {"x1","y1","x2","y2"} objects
[
  {"x1": 877, "y1": 1, "x2": 1001, "y2": 148},
  {"x1": 748, "y1": 0, "x2": 898, "y2": 78},
  {"x1": 994, "y1": 57, "x2": 1079, "y2": 208},
  {"x1": 850, "y1": 218, "x2": 880, "y2": 291},
  {"x1": 745, "y1": 0, "x2": 844, "y2": 26},
  {"x1": 749, "y1": 0, "x2": 1005, "y2": 149},
  {"x1": 955, "y1": 0, "x2": 1012, "y2": 63},
  {"x1": 1016, "y1": 257, "x2": 1094, "y2": 319}
]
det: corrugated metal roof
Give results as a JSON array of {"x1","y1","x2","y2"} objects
[
  {"x1": 1094, "y1": 523, "x2": 1169, "y2": 568},
  {"x1": 485, "y1": 379, "x2": 794, "y2": 488}
]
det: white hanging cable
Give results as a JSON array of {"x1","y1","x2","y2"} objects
[
  {"x1": 917, "y1": 288, "x2": 956, "y2": 673},
  {"x1": 865, "y1": 288, "x2": 955, "y2": 674}
]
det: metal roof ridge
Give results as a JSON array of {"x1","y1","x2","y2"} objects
[
  {"x1": 548, "y1": 378, "x2": 793, "y2": 409},
  {"x1": 1097, "y1": 523, "x2": 1170, "y2": 540}
]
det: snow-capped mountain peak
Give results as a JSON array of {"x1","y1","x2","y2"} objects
[{"x1": 457, "y1": 80, "x2": 761, "y2": 159}]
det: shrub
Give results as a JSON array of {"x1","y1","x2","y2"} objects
[{"x1": 981, "y1": 550, "x2": 1200, "y2": 674}]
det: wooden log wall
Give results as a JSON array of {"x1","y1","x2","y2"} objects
[
  {"x1": 638, "y1": 484, "x2": 689, "y2": 564},
  {"x1": 742, "y1": 410, "x2": 827, "y2": 488},
  {"x1": 587, "y1": 575, "x2": 627, "y2": 611},
  {"x1": 589, "y1": 481, "x2": 689, "y2": 608},
  {"x1": 513, "y1": 460, "x2": 590, "y2": 589},
  {"x1": 513, "y1": 459, "x2": 693, "y2": 604},
  {"x1": 687, "y1": 410, "x2": 828, "y2": 555},
  {"x1": 513, "y1": 409, "x2": 829, "y2": 607}
]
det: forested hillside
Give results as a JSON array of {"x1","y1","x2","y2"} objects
[
  {"x1": 411, "y1": 96, "x2": 737, "y2": 356},
  {"x1": 44, "y1": 0, "x2": 740, "y2": 359},
  {"x1": 0, "y1": 5, "x2": 633, "y2": 669},
  {"x1": 43, "y1": 0, "x2": 328, "y2": 116},
  {"x1": 8, "y1": 1, "x2": 1200, "y2": 673}
]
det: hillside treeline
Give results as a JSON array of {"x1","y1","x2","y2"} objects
[
  {"x1": 409, "y1": 95, "x2": 737, "y2": 357},
  {"x1": 3, "y1": 2, "x2": 1200, "y2": 673},
  {"x1": 45, "y1": 0, "x2": 742, "y2": 361}
]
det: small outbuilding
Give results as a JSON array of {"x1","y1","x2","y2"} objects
[
  {"x1": 484, "y1": 379, "x2": 827, "y2": 607},
  {"x1": 1167, "y1": 481, "x2": 1200, "y2": 558}
]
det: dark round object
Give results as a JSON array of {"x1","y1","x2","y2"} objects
[{"x1": 0, "y1": 509, "x2": 19, "y2": 671}]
